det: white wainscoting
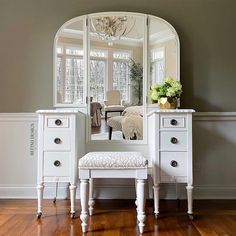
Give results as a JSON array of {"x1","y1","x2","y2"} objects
[{"x1": 1, "y1": 112, "x2": 236, "y2": 199}]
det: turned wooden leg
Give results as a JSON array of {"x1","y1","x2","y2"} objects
[
  {"x1": 88, "y1": 178, "x2": 95, "y2": 216},
  {"x1": 137, "y1": 179, "x2": 146, "y2": 234},
  {"x1": 186, "y1": 184, "x2": 194, "y2": 217},
  {"x1": 37, "y1": 183, "x2": 44, "y2": 219},
  {"x1": 69, "y1": 184, "x2": 76, "y2": 218},
  {"x1": 153, "y1": 183, "x2": 160, "y2": 218},
  {"x1": 80, "y1": 179, "x2": 89, "y2": 233}
]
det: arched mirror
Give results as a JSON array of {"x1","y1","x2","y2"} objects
[{"x1": 54, "y1": 12, "x2": 179, "y2": 142}]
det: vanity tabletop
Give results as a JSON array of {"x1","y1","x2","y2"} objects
[{"x1": 147, "y1": 109, "x2": 195, "y2": 116}]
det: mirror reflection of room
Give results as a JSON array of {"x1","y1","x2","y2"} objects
[
  {"x1": 55, "y1": 13, "x2": 179, "y2": 142},
  {"x1": 149, "y1": 17, "x2": 178, "y2": 89},
  {"x1": 89, "y1": 14, "x2": 144, "y2": 141},
  {"x1": 56, "y1": 19, "x2": 85, "y2": 105}
]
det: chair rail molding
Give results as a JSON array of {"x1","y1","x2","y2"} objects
[{"x1": 194, "y1": 112, "x2": 236, "y2": 121}]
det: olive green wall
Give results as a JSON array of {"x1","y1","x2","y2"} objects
[{"x1": 0, "y1": 0, "x2": 235, "y2": 112}]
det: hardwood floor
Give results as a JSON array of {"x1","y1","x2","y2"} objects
[
  {"x1": 1, "y1": 199, "x2": 236, "y2": 235},
  {"x1": 91, "y1": 119, "x2": 109, "y2": 135}
]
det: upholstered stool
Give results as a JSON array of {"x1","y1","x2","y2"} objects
[
  {"x1": 79, "y1": 152, "x2": 148, "y2": 234},
  {"x1": 107, "y1": 116, "x2": 123, "y2": 140}
]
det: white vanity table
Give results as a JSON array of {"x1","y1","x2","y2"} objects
[
  {"x1": 36, "y1": 110, "x2": 78, "y2": 219},
  {"x1": 45, "y1": 10, "x2": 194, "y2": 222},
  {"x1": 148, "y1": 109, "x2": 195, "y2": 218}
]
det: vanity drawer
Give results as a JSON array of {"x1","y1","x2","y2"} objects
[
  {"x1": 45, "y1": 116, "x2": 70, "y2": 128},
  {"x1": 44, "y1": 131, "x2": 71, "y2": 151},
  {"x1": 160, "y1": 115, "x2": 186, "y2": 129},
  {"x1": 44, "y1": 152, "x2": 70, "y2": 177},
  {"x1": 160, "y1": 131, "x2": 187, "y2": 151},
  {"x1": 160, "y1": 152, "x2": 187, "y2": 178}
]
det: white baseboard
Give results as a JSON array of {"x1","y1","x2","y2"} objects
[{"x1": 1, "y1": 184, "x2": 236, "y2": 200}]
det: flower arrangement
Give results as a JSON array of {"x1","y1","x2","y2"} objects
[{"x1": 150, "y1": 77, "x2": 182, "y2": 104}]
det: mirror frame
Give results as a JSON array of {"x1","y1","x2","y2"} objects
[{"x1": 53, "y1": 12, "x2": 180, "y2": 145}]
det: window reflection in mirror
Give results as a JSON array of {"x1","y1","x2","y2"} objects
[
  {"x1": 149, "y1": 16, "x2": 179, "y2": 87},
  {"x1": 89, "y1": 14, "x2": 144, "y2": 141},
  {"x1": 56, "y1": 19, "x2": 85, "y2": 105}
]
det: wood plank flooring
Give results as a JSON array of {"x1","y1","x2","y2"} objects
[
  {"x1": 1, "y1": 199, "x2": 236, "y2": 235},
  {"x1": 91, "y1": 119, "x2": 109, "y2": 135}
]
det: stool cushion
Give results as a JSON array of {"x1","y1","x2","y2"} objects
[
  {"x1": 79, "y1": 152, "x2": 148, "y2": 169},
  {"x1": 107, "y1": 116, "x2": 123, "y2": 131}
]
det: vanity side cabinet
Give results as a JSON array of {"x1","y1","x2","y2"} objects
[
  {"x1": 36, "y1": 110, "x2": 78, "y2": 219},
  {"x1": 147, "y1": 109, "x2": 195, "y2": 218}
]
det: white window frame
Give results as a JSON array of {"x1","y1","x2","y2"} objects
[
  {"x1": 112, "y1": 50, "x2": 132, "y2": 103},
  {"x1": 89, "y1": 56, "x2": 107, "y2": 103},
  {"x1": 151, "y1": 47, "x2": 165, "y2": 85},
  {"x1": 56, "y1": 43, "x2": 86, "y2": 106}
]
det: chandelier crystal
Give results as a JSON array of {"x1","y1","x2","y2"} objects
[{"x1": 91, "y1": 16, "x2": 135, "y2": 41}]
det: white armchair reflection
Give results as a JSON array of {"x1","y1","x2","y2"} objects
[{"x1": 104, "y1": 90, "x2": 125, "y2": 121}]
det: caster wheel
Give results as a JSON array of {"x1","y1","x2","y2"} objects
[
  {"x1": 188, "y1": 214, "x2": 194, "y2": 220},
  {"x1": 53, "y1": 198, "x2": 56, "y2": 204},
  {"x1": 37, "y1": 212, "x2": 42, "y2": 219},
  {"x1": 71, "y1": 213, "x2": 75, "y2": 219},
  {"x1": 155, "y1": 213, "x2": 160, "y2": 219}
]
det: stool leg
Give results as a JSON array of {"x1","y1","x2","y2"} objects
[
  {"x1": 88, "y1": 178, "x2": 95, "y2": 216},
  {"x1": 109, "y1": 127, "x2": 112, "y2": 140},
  {"x1": 186, "y1": 184, "x2": 194, "y2": 219},
  {"x1": 69, "y1": 184, "x2": 76, "y2": 218},
  {"x1": 80, "y1": 179, "x2": 89, "y2": 233},
  {"x1": 137, "y1": 179, "x2": 146, "y2": 234},
  {"x1": 153, "y1": 183, "x2": 160, "y2": 218},
  {"x1": 37, "y1": 183, "x2": 44, "y2": 219}
]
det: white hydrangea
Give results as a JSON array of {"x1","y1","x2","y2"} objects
[{"x1": 166, "y1": 87, "x2": 176, "y2": 97}]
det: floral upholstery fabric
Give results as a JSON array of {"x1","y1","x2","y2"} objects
[{"x1": 79, "y1": 152, "x2": 148, "y2": 169}]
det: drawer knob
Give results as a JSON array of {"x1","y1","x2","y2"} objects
[
  {"x1": 170, "y1": 119, "x2": 177, "y2": 126},
  {"x1": 170, "y1": 160, "x2": 178, "y2": 167},
  {"x1": 55, "y1": 119, "x2": 62, "y2": 126},
  {"x1": 54, "y1": 160, "x2": 61, "y2": 167},
  {"x1": 171, "y1": 137, "x2": 178, "y2": 144},
  {"x1": 54, "y1": 138, "x2": 61, "y2": 144}
]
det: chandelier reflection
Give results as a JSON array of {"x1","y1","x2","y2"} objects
[{"x1": 91, "y1": 16, "x2": 135, "y2": 42}]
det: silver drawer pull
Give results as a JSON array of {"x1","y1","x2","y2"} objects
[
  {"x1": 54, "y1": 160, "x2": 61, "y2": 167},
  {"x1": 170, "y1": 119, "x2": 177, "y2": 126},
  {"x1": 170, "y1": 160, "x2": 178, "y2": 167},
  {"x1": 55, "y1": 119, "x2": 62, "y2": 126},
  {"x1": 170, "y1": 137, "x2": 178, "y2": 144},
  {"x1": 54, "y1": 138, "x2": 61, "y2": 144}
]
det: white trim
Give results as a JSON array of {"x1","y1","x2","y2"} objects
[
  {"x1": 0, "y1": 113, "x2": 37, "y2": 121},
  {"x1": 193, "y1": 112, "x2": 236, "y2": 121}
]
